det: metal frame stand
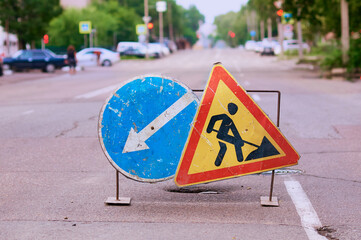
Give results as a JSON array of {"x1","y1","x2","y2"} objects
[
  {"x1": 105, "y1": 170, "x2": 131, "y2": 205},
  {"x1": 105, "y1": 88, "x2": 281, "y2": 206},
  {"x1": 193, "y1": 89, "x2": 281, "y2": 207},
  {"x1": 249, "y1": 90, "x2": 280, "y2": 207}
]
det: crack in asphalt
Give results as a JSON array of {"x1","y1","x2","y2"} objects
[
  {"x1": 54, "y1": 115, "x2": 98, "y2": 138},
  {"x1": 302, "y1": 173, "x2": 361, "y2": 184},
  {"x1": 301, "y1": 150, "x2": 361, "y2": 154},
  {"x1": 55, "y1": 121, "x2": 79, "y2": 138}
]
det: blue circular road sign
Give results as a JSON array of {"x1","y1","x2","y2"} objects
[{"x1": 99, "y1": 76, "x2": 199, "y2": 182}]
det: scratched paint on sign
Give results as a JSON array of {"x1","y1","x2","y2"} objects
[{"x1": 99, "y1": 76, "x2": 199, "y2": 182}]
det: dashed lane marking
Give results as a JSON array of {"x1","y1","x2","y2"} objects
[
  {"x1": 22, "y1": 110, "x2": 34, "y2": 115},
  {"x1": 75, "y1": 84, "x2": 119, "y2": 99}
]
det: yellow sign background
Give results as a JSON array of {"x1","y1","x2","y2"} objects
[{"x1": 188, "y1": 80, "x2": 285, "y2": 174}]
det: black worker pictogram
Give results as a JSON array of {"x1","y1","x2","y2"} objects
[
  {"x1": 206, "y1": 103, "x2": 245, "y2": 166},
  {"x1": 206, "y1": 103, "x2": 281, "y2": 167}
]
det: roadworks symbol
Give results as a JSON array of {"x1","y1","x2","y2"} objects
[
  {"x1": 174, "y1": 64, "x2": 299, "y2": 187},
  {"x1": 206, "y1": 102, "x2": 280, "y2": 167},
  {"x1": 186, "y1": 80, "x2": 285, "y2": 175}
]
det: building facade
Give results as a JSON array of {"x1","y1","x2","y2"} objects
[{"x1": 60, "y1": 0, "x2": 90, "y2": 8}]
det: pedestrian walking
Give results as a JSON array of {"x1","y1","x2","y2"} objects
[
  {"x1": 67, "y1": 45, "x2": 77, "y2": 74},
  {"x1": 93, "y1": 50, "x2": 101, "y2": 66}
]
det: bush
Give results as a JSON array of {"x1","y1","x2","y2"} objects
[
  {"x1": 320, "y1": 47, "x2": 343, "y2": 70},
  {"x1": 348, "y1": 38, "x2": 361, "y2": 73},
  {"x1": 308, "y1": 43, "x2": 336, "y2": 56}
]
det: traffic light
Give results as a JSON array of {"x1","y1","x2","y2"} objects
[
  {"x1": 277, "y1": 9, "x2": 283, "y2": 17},
  {"x1": 228, "y1": 31, "x2": 235, "y2": 38},
  {"x1": 147, "y1": 23, "x2": 154, "y2": 30},
  {"x1": 43, "y1": 34, "x2": 49, "y2": 44}
]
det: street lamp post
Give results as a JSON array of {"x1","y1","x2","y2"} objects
[
  {"x1": 341, "y1": 0, "x2": 349, "y2": 64},
  {"x1": 143, "y1": 0, "x2": 150, "y2": 59},
  {"x1": 156, "y1": 1, "x2": 167, "y2": 45}
]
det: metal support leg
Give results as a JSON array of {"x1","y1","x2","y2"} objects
[
  {"x1": 105, "y1": 170, "x2": 131, "y2": 205},
  {"x1": 259, "y1": 90, "x2": 281, "y2": 207},
  {"x1": 269, "y1": 170, "x2": 275, "y2": 201},
  {"x1": 261, "y1": 170, "x2": 279, "y2": 206}
]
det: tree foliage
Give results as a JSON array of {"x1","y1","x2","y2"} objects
[
  {"x1": 215, "y1": 0, "x2": 361, "y2": 48},
  {"x1": 0, "y1": 0, "x2": 62, "y2": 49},
  {"x1": 180, "y1": 5, "x2": 205, "y2": 44},
  {"x1": 146, "y1": 1, "x2": 204, "y2": 45},
  {"x1": 47, "y1": 0, "x2": 204, "y2": 48},
  {"x1": 0, "y1": 0, "x2": 206, "y2": 49},
  {"x1": 48, "y1": 0, "x2": 140, "y2": 49},
  {"x1": 214, "y1": 12, "x2": 238, "y2": 47}
]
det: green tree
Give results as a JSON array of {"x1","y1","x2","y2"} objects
[
  {"x1": 117, "y1": 0, "x2": 144, "y2": 17},
  {"x1": 49, "y1": 0, "x2": 140, "y2": 49},
  {"x1": 233, "y1": 6, "x2": 252, "y2": 45},
  {"x1": 214, "y1": 11, "x2": 238, "y2": 47},
  {"x1": 182, "y1": 5, "x2": 205, "y2": 44},
  {"x1": 248, "y1": 0, "x2": 277, "y2": 40},
  {"x1": 91, "y1": 0, "x2": 141, "y2": 43},
  {"x1": 48, "y1": 8, "x2": 84, "y2": 49},
  {"x1": 147, "y1": 1, "x2": 204, "y2": 45},
  {"x1": 0, "y1": 0, "x2": 62, "y2": 49}
]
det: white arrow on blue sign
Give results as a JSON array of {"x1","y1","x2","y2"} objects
[{"x1": 99, "y1": 76, "x2": 199, "y2": 182}]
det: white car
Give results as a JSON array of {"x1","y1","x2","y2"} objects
[
  {"x1": 117, "y1": 41, "x2": 143, "y2": 54},
  {"x1": 245, "y1": 40, "x2": 257, "y2": 51},
  {"x1": 117, "y1": 41, "x2": 162, "y2": 58},
  {"x1": 274, "y1": 40, "x2": 310, "y2": 54},
  {"x1": 76, "y1": 48, "x2": 120, "y2": 67},
  {"x1": 148, "y1": 43, "x2": 170, "y2": 58}
]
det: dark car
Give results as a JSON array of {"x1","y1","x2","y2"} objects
[
  {"x1": 120, "y1": 47, "x2": 146, "y2": 58},
  {"x1": 3, "y1": 49, "x2": 66, "y2": 73},
  {"x1": 260, "y1": 46, "x2": 275, "y2": 56},
  {"x1": 0, "y1": 57, "x2": 3, "y2": 77}
]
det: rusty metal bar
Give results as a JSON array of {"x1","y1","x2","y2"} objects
[
  {"x1": 192, "y1": 88, "x2": 281, "y2": 202},
  {"x1": 269, "y1": 170, "x2": 275, "y2": 201}
]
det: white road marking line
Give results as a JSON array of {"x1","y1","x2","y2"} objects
[
  {"x1": 22, "y1": 110, "x2": 34, "y2": 115},
  {"x1": 75, "y1": 84, "x2": 119, "y2": 99},
  {"x1": 284, "y1": 179, "x2": 327, "y2": 240}
]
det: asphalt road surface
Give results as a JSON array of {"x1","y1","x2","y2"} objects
[{"x1": 0, "y1": 49, "x2": 360, "y2": 240}]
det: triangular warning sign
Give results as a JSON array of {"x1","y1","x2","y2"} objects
[{"x1": 175, "y1": 64, "x2": 300, "y2": 187}]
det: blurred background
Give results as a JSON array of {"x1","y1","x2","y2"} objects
[{"x1": 0, "y1": 0, "x2": 360, "y2": 76}]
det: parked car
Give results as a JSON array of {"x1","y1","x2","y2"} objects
[
  {"x1": 120, "y1": 46, "x2": 147, "y2": 58},
  {"x1": 260, "y1": 39, "x2": 279, "y2": 56},
  {"x1": 76, "y1": 47, "x2": 120, "y2": 67},
  {"x1": 245, "y1": 40, "x2": 257, "y2": 51},
  {"x1": 0, "y1": 52, "x2": 3, "y2": 76},
  {"x1": 117, "y1": 41, "x2": 143, "y2": 54},
  {"x1": 274, "y1": 40, "x2": 310, "y2": 55},
  {"x1": 283, "y1": 39, "x2": 310, "y2": 52},
  {"x1": 164, "y1": 40, "x2": 177, "y2": 53},
  {"x1": 2, "y1": 49, "x2": 66, "y2": 73},
  {"x1": 148, "y1": 43, "x2": 170, "y2": 57},
  {"x1": 116, "y1": 41, "x2": 161, "y2": 58}
]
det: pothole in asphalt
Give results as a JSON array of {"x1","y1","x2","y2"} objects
[
  {"x1": 165, "y1": 187, "x2": 225, "y2": 194},
  {"x1": 317, "y1": 226, "x2": 338, "y2": 240}
]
